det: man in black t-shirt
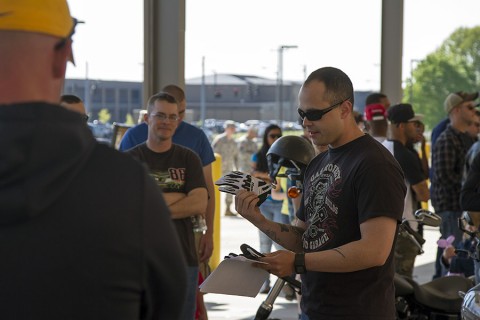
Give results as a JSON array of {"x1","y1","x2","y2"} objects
[
  {"x1": 235, "y1": 67, "x2": 405, "y2": 319},
  {"x1": 128, "y1": 92, "x2": 208, "y2": 320},
  {"x1": 383, "y1": 104, "x2": 430, "y2": 278}
]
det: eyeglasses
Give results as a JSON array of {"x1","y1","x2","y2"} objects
[
  {"x1": 268, "y1": 134, "x2": 282, "y2": 139},
  {"x1": 54, "y1": 18, "x2": 80, "y2": 51},
  {"x1": 298, "y1": 97, "x2": 350, "y2": 121},
  {"x1": 54, "y1": 18, "x2": 82, "y2": 64},
  {"x1": 150, "y1": 112, "x2": 179, "y2": 122}
]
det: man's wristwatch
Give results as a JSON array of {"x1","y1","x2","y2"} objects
[{"x1": 294, "y1": 252, "x2": 307, "y2": 274}]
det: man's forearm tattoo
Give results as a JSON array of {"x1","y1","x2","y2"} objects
[
  {"x1": 279, "y1": 223, "x2": 304, "y2": 236},
  {"x1": 332, "y1": 248, "x2": 346, "y2": 258},
  {"x1": 264, "y1": 223, "x2": 304, "y2": 249}
]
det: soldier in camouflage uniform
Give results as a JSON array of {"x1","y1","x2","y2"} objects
[
  {"x1": 212, "y1": 121, "x2": 239, "y2": 216},
  {"x1": 236, "y1": 126, "x2": 258, "y2": 174}
]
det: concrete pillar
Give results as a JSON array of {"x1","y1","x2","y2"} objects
[
  {"x1": 381, "y1": 0, "x2": 404, "y2": 105},
  {"x1": 144, "y1": 0, "x2": 186, "y2": 104}
]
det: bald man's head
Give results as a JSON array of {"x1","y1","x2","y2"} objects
[
  {"x1": 162, "y1": 84, "x2": 187, "y2": 121},
  {"x1": 60, "y1": 94, "x2": 87, "y2": 119}
]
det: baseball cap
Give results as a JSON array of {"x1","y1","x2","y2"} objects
[
  {"x1": 0, "y1": 0, "x2": 74, "y2": 38},
  {"x1": 223, "y1": 120, "x2": 236, "y2": 129},
  {"x1": 387, "y1": 103, "x2": 423, "y2": 124},
  {"x1": 444, "y1": 91, "x2": 479, "y2": 114},
  {"x1": 0, "y1": 0, "x2": 78, "y2": 63},
  {"x1": 364, "y1": 104, "x2": 387, "y2": 121}
]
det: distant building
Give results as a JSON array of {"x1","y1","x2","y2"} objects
[
  {"x1": 185, "y1": 74, "x2": 302, "y2": 123},
  {"x1": 64, "y1": 75, "x2": 373, "y2": 123},
  {"x1": 63, "y1": 79, "x2": 142, "y2": 123}
]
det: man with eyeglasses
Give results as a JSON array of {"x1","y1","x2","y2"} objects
[
  {"x1": 235, "y1": 67, "x2": 405, "y2": 319},
  {"x1": 431, "y1": 91, "x2": 479, "y2": 279},
  {"x1": 127, "y1": 92, "x2": 208, "y2": 320},
  {"x1": 120, "y1": 85, "x2": 216, "y2": 319},
  {"x1": 0, "y1": 0, "x2": 187, "y2": 319},
  {"x1": 431, "y1": 91, "x2": 479, "y2": 147}
]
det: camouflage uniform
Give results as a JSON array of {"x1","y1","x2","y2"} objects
[
  {"x1": 212, "y1": 133, "x2": 239, "y2": 214},
  {"x1": 236, "y1": 135, "x2": 258, "y2": 173},
  {"x1": 395, "y1": 230, "x2": 422, "y2": 278}
]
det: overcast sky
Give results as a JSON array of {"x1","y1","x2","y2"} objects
[{"x1": 66, "y1": 0, "x2": 480, "y2": 91}]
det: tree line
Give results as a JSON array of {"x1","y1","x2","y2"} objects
[{"x1": 404, "y1": 26, "x2": 480, "y2": 130}]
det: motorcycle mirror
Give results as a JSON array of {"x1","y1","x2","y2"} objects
[
  {"x1": 414, "y1": 209, "x2": 441, "y2": 227},
  {"x1": 463, "y1": 211, "x2": 480, "y2": 227}
]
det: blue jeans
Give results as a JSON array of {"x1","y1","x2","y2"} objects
[
  {"x1": 180, "y1": 266, "x2": 199, "y2": 320},
  {"x1": 434, "y1": 211, "x2": 464, "y2": 278},
  {"x1": 258, "y1": 198, "x2": 289, "y2": 288}
]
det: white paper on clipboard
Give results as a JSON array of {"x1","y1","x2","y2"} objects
[{"x1": 199, "y1": 255, "x2": 269, "y2": 297}]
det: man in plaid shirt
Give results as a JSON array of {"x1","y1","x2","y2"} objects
[{"x1": 431, "y1": 91, "x2": 478, "y2": 278}]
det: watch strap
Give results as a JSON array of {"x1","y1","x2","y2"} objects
[{"x1": 294, "y1": 252, "x2": 307, "y2": 274}]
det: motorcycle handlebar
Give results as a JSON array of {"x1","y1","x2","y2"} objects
[
  {"x1": 240, "y1": 244, "x2": 302, "y2": 290},
  {"x1": 399, "y1": 221, "x2": 426, "y2": 253},
  {"x1": 400, "y1": 222, "x2": 426, "y2": 246}
]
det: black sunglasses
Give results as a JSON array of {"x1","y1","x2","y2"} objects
[
  {"x1": 268, "y1": 133, "x2": 282, "y2": 139},
  {"x1": 298, "y1": 97, "x2": 350, "y2": 121},
  {"x1": 54, "y1": 18, "x2": 80, "y2": 51}
]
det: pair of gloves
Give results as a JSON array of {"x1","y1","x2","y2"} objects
[{"x1": 215, "y1": 171, "x2": 273, "y2": 206}]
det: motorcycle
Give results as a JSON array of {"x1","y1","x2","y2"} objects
[
  {"x1": 395, "y1": 209, "x2": 474, "y2": 319},
  {"x1": 458, "y1": 211, "x2": 480, "y2": 320},
  {"x1": 237, "y1": 244, "x2": 301, "y2": 320}
]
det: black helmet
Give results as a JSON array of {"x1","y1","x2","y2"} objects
[{"x1": 267, "y1": 135, "x2": 316, "y2": 182}]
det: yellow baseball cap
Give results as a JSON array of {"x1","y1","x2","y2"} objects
[
  {"x1": 0, "y1": 0, "x2": 74, "y2": 38},
  {"x1": 0, "y1": 0, "x2": 81, "y2": 64}
]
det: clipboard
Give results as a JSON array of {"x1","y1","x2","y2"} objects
[{"x1": 199, "y1": 255, "x2": 269, "y2": 297}]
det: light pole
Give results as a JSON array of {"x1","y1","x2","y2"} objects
[
  {"x1": 200, "y1": 56, "x2": 206, "y2": 128},
  {"x1": 277, "y1": 45, "x2": 298, "y2": 126}
]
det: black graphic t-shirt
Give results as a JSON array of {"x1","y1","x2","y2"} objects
[
  {"x1": 128, "y1": 143, "x2": 207, "y2": 266},
  {"x1": 298, "y1": 134, "x2": 406, "y2": 319}
]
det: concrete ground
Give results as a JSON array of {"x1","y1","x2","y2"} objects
[{"x1": 203, "y1": 208, "x2": 440, "y2": 320}]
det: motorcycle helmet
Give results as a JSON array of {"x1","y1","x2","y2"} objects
[{"x1": 267, "y1": 135, "x2": 316, "y2": 183}]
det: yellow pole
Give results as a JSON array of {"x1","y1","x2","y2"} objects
[
  {"x1": 421, "y1": 141, "x2": 431, "y2": 210},
  {"x1": 209, "y1": 153, "x2": 222, "y2": 270}
]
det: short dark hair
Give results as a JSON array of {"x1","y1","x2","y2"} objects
[
  {"x1": 60, "y1": 94, "x2": 82, "y2": 104},
  {"x1": 146, "y1": 92, "x2": 177, "y2": 113},
  {"x1": 304, "y1": 67, "x2": 354, "y2": 107},
  {"x1": 162, "y1": 84, "x2": 186, "y2": 104},
  {"x1": 365, "y1": 93, "x2": 387, "y2": 106}
]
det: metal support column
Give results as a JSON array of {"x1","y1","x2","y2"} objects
[
  {"x1": 380, "y1": 0, "x2": 404, "y2": 104},
  {"x1": 144, "y1": 0, "x2": 186, "y2": 104}
]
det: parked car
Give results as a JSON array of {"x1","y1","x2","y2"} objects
[{"x1": 87, "y1": 121, "x2": 114, "y2": 145}]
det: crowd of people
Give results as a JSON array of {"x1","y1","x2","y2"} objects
[{"x1": 2, "y1": 1, "x2": 480, "y2": 320}]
